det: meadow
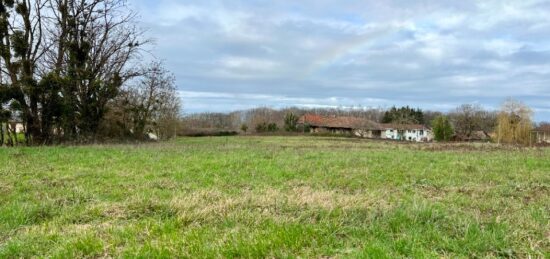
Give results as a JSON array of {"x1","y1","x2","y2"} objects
[{"x1": 0, "y1": 136, "x2": 548, "y2": 258}]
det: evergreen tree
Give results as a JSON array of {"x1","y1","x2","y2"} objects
[
  {"x1": 382, "y1": 106, "x2": 424, "y2": 124},
  {"x1": 432, "y1": 116, "x2": 454, "y2": 141},
  {"x1": 284, "y1": 113, "x2": 298, "y2": 132}
]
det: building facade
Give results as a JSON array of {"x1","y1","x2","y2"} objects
[{"x1": 380, "y1": 124, "x2": 433, "y2": 142}]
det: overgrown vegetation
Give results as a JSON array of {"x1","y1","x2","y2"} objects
[{"x1": 0, "y1": 137, "x2": 548, "y2": 257}]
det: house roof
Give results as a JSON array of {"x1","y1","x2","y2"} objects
[
  {"x1": 379, "y1": 123, "x2": 430, "y2": 130},
  {"x1": 534, "y1": 124, "x2": 550, "y2": 132},
  {"x1": 298, "y1": 114, "x2": 430, "y2": 130},
  {"x1": 298, "y1": 114, "x2": 382, "y2": 130}
]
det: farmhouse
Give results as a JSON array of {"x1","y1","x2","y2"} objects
[
  {"x1": 298, "y1": 114, "x2": 433, "y2": 142},
  {"x1": 297, "y1": 114, "x2": 383, "y2": 138},
  {"x1": 380, "y1": 123, "x2": 433, "y2": 142}
]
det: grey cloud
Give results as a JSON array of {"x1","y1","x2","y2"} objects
[{"x1": 133, "y1": 0, "x2": 550, "y2": 121}]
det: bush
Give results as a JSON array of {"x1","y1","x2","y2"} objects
[
  {"x1": 255, "y1": 122, "x2": 279, "y2": 133},
  {"x1": 255, "y1": 122, "x2": 268, "y2": 133},
  {"x1": 267, "y1": 123, "x2": 278, "y2": 132},
  {"x1": 240, "y1": 124, "x2": 248, "y2": 133}
]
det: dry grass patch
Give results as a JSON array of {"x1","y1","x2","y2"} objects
[{"x1": 169, "y1": 186, "x2": 393, "y2": 225}]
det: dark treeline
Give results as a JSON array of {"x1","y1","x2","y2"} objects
[{"x1": 0, "y1": 0, "x2": 180, "y2": 146}]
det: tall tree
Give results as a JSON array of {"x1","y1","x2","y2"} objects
[
  {"x1": 284, "y1": 112, "x2": 298, "y2": 132},
  {"x1": 0, "y1": 0, "x2": 47, "y2": 144},
  {"x1": 496, "y1": 99, "x2": 533, "y2": 145},
  {"x1": 432, "y1": 115, "x2": 454, "y2": 141},
  {"x1": 114, "y1": 61, "x2": 180, "y2": 139},
  {"x1": 47, "y1": 0, "x2": 144, "y2": 140},
  {"x1": 449, "y1": 104, "x2": 497, "y2": 137},
  {"x1": 0, "y1": 0, "x2": 146, "y2": 144}
]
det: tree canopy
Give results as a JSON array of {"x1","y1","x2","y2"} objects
[{"x1": 382, "y1": 106, "x2": 425, "y2": 124}]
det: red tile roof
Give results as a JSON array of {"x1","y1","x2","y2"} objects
[
  {"x1": 298, "y1": 114, "x2": 381, "y2": 129},
  {"x1": 298, "y1": 114, "x2": 430, "y2": 130},
  {"x1": 535, "y1": 124, "x2": 550, "y2": 132}
]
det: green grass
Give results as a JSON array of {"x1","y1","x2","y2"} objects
[
  {"x1": 0, "y1": 136, "x2": 548, "y2": 258},
  {"x1": 2, "y1": 132, "x2": 25, "y2": 145}
]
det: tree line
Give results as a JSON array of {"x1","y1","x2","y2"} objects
[
  {"x1": 181, "y1": 99, "x2": 545, "y2": 145},
  {"x1": 0, "y1": 0, "x2": 180, "y2": 146}
]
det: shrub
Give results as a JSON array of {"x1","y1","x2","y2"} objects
[
  {"x1": 255, "y1": 122, "x2": 279, "y2": 133},
  {"x1": 255, "y1": 122, "x2": 268, "y2": 133},
  {"x1": 267, "y1": 123, "x2": 279, "y2": 132},
  {"x1": 240, "y1": 124, "x2": 248, "y2": 133}
]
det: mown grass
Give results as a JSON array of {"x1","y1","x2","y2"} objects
[{"x1": 0, "y1": 136, "x2": 548, "y2": 258}]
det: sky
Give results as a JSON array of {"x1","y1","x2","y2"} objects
[{"x1": 132, "y1": 0, "x2": 550, "y2": 121}]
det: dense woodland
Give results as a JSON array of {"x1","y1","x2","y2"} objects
[{"x1": 0, "y1": 0, "x2": 180, "y2": 146}]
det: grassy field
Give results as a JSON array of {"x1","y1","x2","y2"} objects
[{"x1": 0, "y1": 136, "x2": 549, "y2": 258}]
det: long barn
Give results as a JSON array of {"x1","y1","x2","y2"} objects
[{"x1": 298, "y1": 114, "x2": 433, "y2": 142}]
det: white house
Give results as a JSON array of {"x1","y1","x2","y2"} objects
[{"x1": 380, "y1": 124, "x2": 433, "y2": 142}]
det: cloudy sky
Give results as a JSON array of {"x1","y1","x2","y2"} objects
[{"x1": 132, "y1": 0, "x2": 550, "y2": 121}]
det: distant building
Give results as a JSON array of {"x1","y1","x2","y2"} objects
[
  {"x1": 298, "y1": 114, "x2": 433, "y2": 142},
  {"x1": 532, "y1": 125, "x2": 550, "y2": 144},
  {"x1": 4, "y1": 122, "x2": 25, "y2": 133},
  {"x1": 451, "y1": 131, "x2": 492, "y2": 142},
  {"x1": 380, "y1": 124, "x2": 433, "y2": 142}
]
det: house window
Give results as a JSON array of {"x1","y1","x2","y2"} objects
[
  {"x1": 390, "y1": 130, "x2": 393, "y2": 132},
  {"x1": 420, "y1": 130, "x2": 424, "y2": 135},
  {"x1": 413, "y1": 130, "x2": 416, "y2": 133}
]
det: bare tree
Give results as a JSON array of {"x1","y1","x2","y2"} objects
[
  {"x1": 450, "y1": 104, "x2": 483, "y2": 137},
  {"x1": 117, "y1": 61, "x2": 180, "y2": 139},
  {"x1": 43, "y1": 0, "x2": 146, "y2": 140},
  {"x1": 0, "y1": 0, "x2": 48, "y2": 144},
  {"x1": 449, "y1": 104, "x2": 498, "y2": 137}
]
